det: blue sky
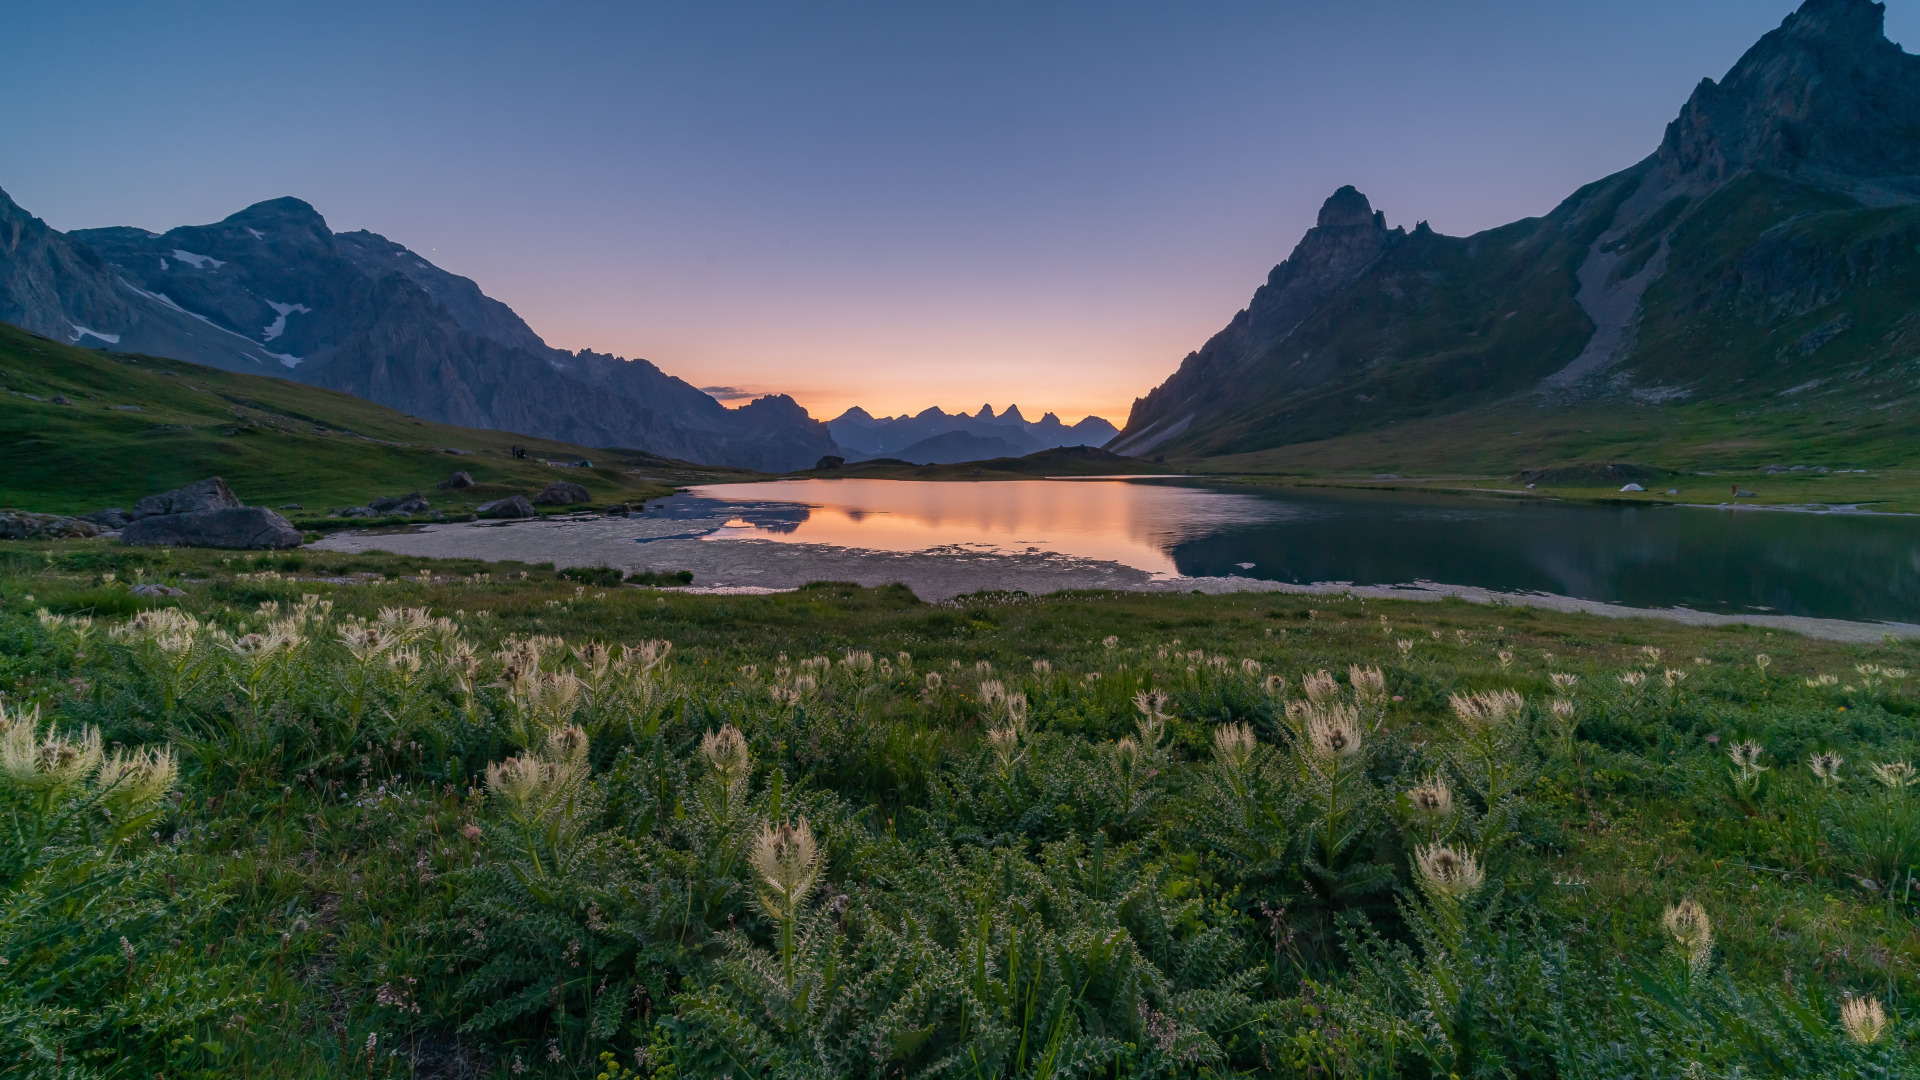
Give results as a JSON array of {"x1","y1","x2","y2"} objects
[{"x1": 6, "y1": 1, "x2": 1911, "y2": 421}]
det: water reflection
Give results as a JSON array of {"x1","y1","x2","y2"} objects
[{"x1": 670, "y1": 479, "x2": 1920, "y2": 622}]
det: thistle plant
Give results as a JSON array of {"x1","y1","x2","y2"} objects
[
  {"x1": 699, "y1": 724, "x2": 753, "y2": 821},
  {"x1": 751, "y1": 818, "x2": 823, "y2": 986},
  {"x1": 1839, "y1": 995, "x2": 1887, "y2": 1045},
  {"x1": 1443, "y1": 690, "x2": 1530, "y2": 845},
  {"x1": 1726, "y1": 741, "x2": 1770, "y2": 813},
  {"x1": 1660, "y1": 899, "x2": 1713, "y2": 991},
  {"x1": 1808, "y1": 751, "x2": 1845, "y2": 788},
  {"x1": 1870, "y1": 761, "x2": 1918, "y2": 791}
]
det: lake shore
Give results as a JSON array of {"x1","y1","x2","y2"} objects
[{"x1": 308, "y1": 513, "x2": 1920, "y2": 645}]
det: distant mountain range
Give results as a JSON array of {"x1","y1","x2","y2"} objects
[
  {"x1": 0, "y1": 193, "x2": 836, "y2": 471},
  {"x1": 1111, "y1": 0, "x2": 1920, "y2": 462},
  {"x1": 830, "y1": 404, "x2": 1117, "y2": 464}
]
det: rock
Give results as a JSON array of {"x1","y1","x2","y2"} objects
[
  {"x1": 533, "y1": 481, "x2": 590, "y2": 506},
  {"x1": 278, "y1": 502, "x2": 303, "y2": 510},
  {"x1": 477, "y1": 495, "x2": 536, "y2": 519},
  {"x1": 1735, "y1": 490, "x2": 1758, "y2": 498},
  {"x1": 120, "y1": 507, "x2": 301, "y2": 549},
  {"x1": 1371, "y1": 473, "x2": 1401, "y2": 480},
  {"x1": 82, "y1": 508, "x2": 131, "y2": 529},
  {"x1": 132, "y1": 477, "x2": 242, "y2": 520},
  {"x1": 0, "y1": 510, "x2": 103, "y2": 540},
  {"x1": 129, "y1": 583, "x2": 186, "y2": 597},
  {"x1": 814, "y1": 455, "x2": 846, "y2": 470},
  {"x1": 369, "y1": 491, "x2": 431, "y2": 514},
  {"x1": 51, "y1": 394, "x2": 68, "y2": 405},
  {"x1": 339, "y1": 506, "x2": 377, "y2": 518},
  {"x1": 604, "y1": 503, "x2": 631, "y2": 516},
  {"x1": 437, "y1": 471, "x2": 476, "y2": 490}
]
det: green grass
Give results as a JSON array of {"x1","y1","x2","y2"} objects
[
  {"x1": 0, "y1": 323, "x2": 762, "y2": 516},
  {"x1": 1, "y1": 538, "x2": 1916, "y2": 1077}
]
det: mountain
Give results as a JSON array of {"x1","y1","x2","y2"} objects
[
  {"x1": 1110, "y1": 0, "x2": 1920, "y2": 464},
  {"x1": 0, "y1": 192, "x2": 837, "y2": 472},
  {"x1": 831, "y1": 403, "x2": 1118, "y2": 458}
]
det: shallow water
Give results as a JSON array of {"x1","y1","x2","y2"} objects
[{"x1": 676, "y1": 479, "x2": 1920, "y2": 622}]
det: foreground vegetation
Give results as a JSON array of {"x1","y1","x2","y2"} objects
[{"x1": 3, "y1": 540, "x2": 1917, "y2": 1078}]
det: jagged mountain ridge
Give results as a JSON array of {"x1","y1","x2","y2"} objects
[
  {"x1": 1, "y1": 192, "x2": 836, "y2": 471},
  {"x1": 1111, "y1": 0, "x2": 1920, "y2": 460},
  {"x1": 831, "y1": 402, "x2": 1117, "y2": 459}
]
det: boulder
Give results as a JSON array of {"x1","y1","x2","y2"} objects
[
  {"x1": 339, "y1": 506, "x2": 378, "y2": 518},
  {"x1": 814, "y1": 455, "x2": 846, "y2": 470},
  {"x1": 82, "y1": 508, "x2": 131, "y2": 529},
  {"x1": 0, "y1": 511, "x2": 103, "y2": 540},
  {"x1": 369, "y1": 491, "x2": 431, "y2": 514},
  {"x1": 129, "y1": 583, "x2": 186, "y2": 597},
  {"x1": 533, "y1": 481, "x2": 590, "y2": 506},
  {"x1": 278, "y1": 503, "x2": 304, "y2": 510},
  {"x1": 120, "y1": 507, "x2": 301, "y2": 549},
  {"x1": 604, "y1": 503, "x2": 632, "y2": 516},
  {"x1": 437, "y1": 471, "x2": 476, "y2": 490},
  {"x1": 131, "y1": 477, "x2": 243, "y2": 520},
  {"x1": 478, "y1": 495, "x2": 536, "y2": 519}
]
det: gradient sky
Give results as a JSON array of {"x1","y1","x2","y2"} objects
[{"x1": 6, "y1": 1, "x2": 1915, "y2": 423}]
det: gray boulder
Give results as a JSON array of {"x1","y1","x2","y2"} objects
[
  {"x1": 533, "y1": 481, "x2": 591, "y2": 506},
  {"x1": 82, "y1": 508, "x2": 131, "y2": 529},
  {"x1": 131, "y1": 477, "x2": 243, "y2": 520},
  {"x1": 437, "y1": 471, "x2": 476, "y2": 490},
  {"x1": 129, "y1": 583, "x2": 186, "y2": 597},
  {"x1": 369, "y1": 491, "x2": 431, "y2": 514},
  {"x1": 338, "y1": 506, "x2": 378, "y2": 518},
  {"x1": 0, "y1": 511, "x2": 103, "y2": 540},
  {"x1": 477, "y1": 495, "x2": 536, "y2": 519},
  {"x1": 121, "y1": 507, "x2": 302, "y2": 549}
]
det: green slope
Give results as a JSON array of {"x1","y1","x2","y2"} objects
[{"x1": 0, "y1": 323, "x2": 751, "y2": 515}]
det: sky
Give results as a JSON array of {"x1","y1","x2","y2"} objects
[{"x1": 5, "y1": 0, "x2": 1915, "y2": 424}]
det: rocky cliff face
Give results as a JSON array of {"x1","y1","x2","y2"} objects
[
  {"x1": 3, "y1": 194, "x2": 836, "y2": 472},
  {"x1": 1108, "y1": 0, "x2": 1920, "y2": 460}
]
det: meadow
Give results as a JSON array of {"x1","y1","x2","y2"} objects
[{"x1": 1, "y1": 540, "x2": 1916, "y2": 1078}]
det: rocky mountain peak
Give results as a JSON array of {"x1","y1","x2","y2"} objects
[
  {"x1": 1316, "y1": 185, "x2": 1384, "y2": 229},
  {"x1": 222, "y1": 197, "x2": 330, "y2": 234},
  {"x1": 1658, "y1": 0, "x2": 1920, "y2": 184}
]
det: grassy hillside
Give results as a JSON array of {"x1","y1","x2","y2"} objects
[
  {"x1": 1184, "y1": 393, "x2": 1920, "y2": 511},
  {"x1": 0, "y1": 540, "x2": 1914, "y2": 1076},
  {"x1": 0, "y1": 323, "x2": 757, "y2": 515}
]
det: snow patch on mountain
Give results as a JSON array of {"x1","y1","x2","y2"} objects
[
  {"x1": 69, "y1": 324, "x2": 121, "y2": 344},
  {"x1": 261, "y1": 301, "x2": 312, "y2": 342},
  {"x1": 170, "y1": 249, "x2": 225, "y2": 269}
]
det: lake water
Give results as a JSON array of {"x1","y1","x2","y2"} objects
[
  {"x1": 311, "y1": 478, "x2": 1920, "y2": 630},
  {"x1": 676, "y1": 479, "x2": 1920, "y2": 623}
]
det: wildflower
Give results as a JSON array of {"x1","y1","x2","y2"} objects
[
  {"x1": 1663, "y1": 668, "x2": 1687, "y2": 687},
  {"x1": 979, "y1": 680, "x2": 1006, "y2": 706},
  {"x1": 573, "y1": 641, "x2": 611, "y2": 677},
  {"x1": 94, "y1": 745, "x2": 178, "y2": 813},
  {"x1": 1449, "y1": 689, "x2": 1524, "y2": 729},
  {"x1": 1661, "y1": 899, "x2": 1713, "y2": 971},
  {"x1": 1754, "y1": 653, "x2": 1771, "y2": 672},
  {"x1": 1006, "y1": 692, "x2": 1028, "y2": 722},
  {"x1": 1869, "y1": 761, "x2": 1917, "y2": 790},
  {"x1": 1133, "y1": 690, "x2": 1172, "y2": 722},
  {"x1": 1619, "y1": 670, "x2": 1647, "y2": 689},
  {"x1": 0, "y1": 707, "x2": 102, "y2": 793},
  {"x1": 750, "y1": 819, "x2": 823, "y2": 920},
  {"x1": 1549, "y1": 698, "x2": 1575, "y2": 722},
  {"x1": 1084, "y1": 672, "x2": 1102, "y2": 683},
  {"x1": 1301, "y1": 669, "x2": 1339, "y2": 704},
  {"x1": 1497, "y1": 650, "x2": 1515, "y2": 669},
  {"x1": 792, "y1": 673, "x2": 817, "y2": 694},
  {"x1": 1808, "y1": 751, "x2": 1844, "y2": 787},
  {"x1": 975, "y1": 660, "x2": 992, "y2": 675},
  {"x1": 1304, "y1": 704, "x2": 1363, "y2": 760},
  {"x1": 701, "y1": 725, "x2": 752, "y2": 791},
  {"x1": 1262, "y1": 674, "x2": 1287, "y2": 696},
  {"x1": 1414, "y1": 843, "x2": 1484, "y2": 902},
  {"x1": 1241, "y1": 658, "x2": 1262, "y2": 676},
  {"x1": 987, "y1": 723, "x2": 1024, "y2": 772},
  {"x1": 840, "y1": 649, "x2": 874, "y2": 672},
  {"x1": 339, "y1": 625, "x2": 390, "y2": 662},
  {"x1": 1840, "y1": 995, "x2": 1888, "y2": 1045},
  {"x1": 1349, "y1": 665, "x2": 1386, "y2": 702},
  {"x1": 896, "y1": 651, "x2": 912, "y2": 668},
  {"x1": 924, "y1": 672, "x2": 942, "y2": 690},
  {"x1": 1032, "y1": 659, "x2": 1052, "y2": 675},
  {"x1": 1397, "y1": 638, "x2": 1414, "y2": 658},
  {"x1": 1102, "y1": 635, "x2": 1119, "y2": 648},
  {"x1": 1407, "y1": 775, "x2": 1453, "y2": 817},
  {"x1": 462, "y1": 823, "x2": 483, "y2": 841},
  {"x1": 1807, "y1": 674, "x2": 1839, "y2": 688},
  {"x1": 1641, "y1": 646, "x2": 1663, "y2": 662},
  {"x1": 739, "y1": 664, "x2": 758, "y2": 679},
  {"x1": 1727, "y1": 742, "x2": 1768, "y2": 776},
  {"x1": 1213, "y1": 723, "x2": 1256, "y2": 772}
]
